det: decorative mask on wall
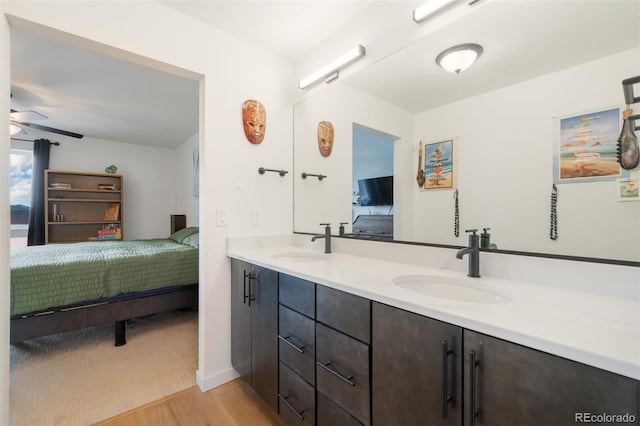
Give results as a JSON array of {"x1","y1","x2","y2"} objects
[
  {"x1": 317, "y1": 121, "x2": 334, "y2": 157},
  {"x1": 242, "y1": 99, "x2": 266, "y2": 144}
]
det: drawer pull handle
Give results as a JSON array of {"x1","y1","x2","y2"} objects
[
  {"x1": 278, "y1": 394, "x2": 305, "y2": 421},
  {"x1": 317, "y1": 361, "x2": 355, "y2": 386},
  {"x1": 278, "y1": 335, "x2": 305, "y2": 354},
  {"x1": 243, "y1": 271, "x2": 256, "y2": 306},
  {"x1": 442, "y1": 340, "x2": 454, "y2": 418},
  {"x1": 470, "y1": 351, "x2": 480, "y2": 426}
]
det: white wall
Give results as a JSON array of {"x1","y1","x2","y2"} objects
[
  {"x1": 0, "y1": 10, "x2": 10, "y2": 423},
  {"x1": 409, "y1": 49, "x2": 640, "y2": 261},
  {"x1": 0, "y1": 2, "x2": 293, "y2": 424},
  {"x1": 174, "y1": 132, "x2": 200, "y2": 227},
  {"x1": 293, "y1": 84, "x2": 412, "y2": 235}
]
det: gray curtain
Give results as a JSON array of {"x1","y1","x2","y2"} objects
[{"x1": 27, "y1": 139, "x2": 51, "y2": 246}]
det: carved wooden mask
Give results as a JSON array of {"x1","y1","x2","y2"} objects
[
  {"x1": 242, "y1": 99, "x2": 266, "y2": 144},
  {"x1": 317, "y1": 121, "x2": 334, "y2": 157}
]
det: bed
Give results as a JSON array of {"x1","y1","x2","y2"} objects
[{"x1": 10, "y1": 226, "x2": 199, "y2": 346}]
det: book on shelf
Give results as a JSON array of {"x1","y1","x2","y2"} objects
[
  {"x1": 104, "y1": 203, "x2": 120, "y2": 221},
  {"x1": 98, "y1": 183, "x2": 116, "y2": 190},
  {"x1": 97, "y1": 227, "x2": 122, "y2": 240},
  {"x1": 50, "y1": 183, "x2": 72, "y2": 189},
  {"x1": 98, "y1": 234, "x2": 119, "y2": 240}
]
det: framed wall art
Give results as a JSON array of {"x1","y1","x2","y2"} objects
[
  {"x1": 421, "y1": 138, "x2": 455, "y2": 191},
  {"x1": 553, "y1": 106, "x2": 629, "y2": 184}
]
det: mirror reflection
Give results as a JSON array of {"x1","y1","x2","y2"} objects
[{"x1": 293, "y1": 0, "x2": 640, "y2": 263}]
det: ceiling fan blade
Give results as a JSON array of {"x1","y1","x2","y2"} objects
[
  {"x1": 15, "y1": 121, "x2": 84, "y2": 139},
  {"x1": 10, "y1": 110, "x2": 47, "y2": 121}
]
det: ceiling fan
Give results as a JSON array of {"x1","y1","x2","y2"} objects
[{"x1": 10, "y1": 108, "x2": 84, "y2": 139}]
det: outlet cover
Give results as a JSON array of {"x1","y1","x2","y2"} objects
[{"x1": 251, "y1": 208, "x2": 261, "y2": 225}]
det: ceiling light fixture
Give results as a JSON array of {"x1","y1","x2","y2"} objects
[
  {"x1": 10, "y1": 123, "x2": 21, "y2": 135},
  {"x1": 413, "y1": 0, "x2": 458, "y2": 23},
  {"x1": 299, "y1": 45, "x2": 366, "y2": 90},
  {"x1": 435, "y1": 43, "x2": 483, "y2": 74}
]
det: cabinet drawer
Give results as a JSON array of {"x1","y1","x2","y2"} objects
[
  {"x1": 316, "y1": 323, "x2": 370, "y2": 425},
  {"x1": 279, "y1": 362, "x2": 315, "y2": 426},
  {"x1": 279, "y1": 305, "x2": 315, "y2": 385},
  {"x1": 317, "y1": 391, "x2": 363, "y2": 426},
  {"x1": 317, "y1": 285, "x2": 370, "y2": 343},
  {"x1": 279, "y1": 274, "x2": 315, "y2": 318}
]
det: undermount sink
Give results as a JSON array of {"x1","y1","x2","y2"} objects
[
  {"x1": 272, "y1": 252, "x2": 327, "y2": 262},
  {"x1": 393, "y1": 275, "x2": 511, "y2": 304}
]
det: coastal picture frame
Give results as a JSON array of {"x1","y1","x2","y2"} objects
[
  {"x1": 422, "y1": 138, "x2": 455, "y2": 191},
  {"x1": 553, "y1": 106, "x2": 629, "y2": 184}
]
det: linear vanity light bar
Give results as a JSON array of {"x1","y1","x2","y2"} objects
[
  {"x1": 413, "y1": 0, "x2": 458, "y2": 23},
  {"x1": 298, "y1": 45, "x2": 366, "y2": 90}
]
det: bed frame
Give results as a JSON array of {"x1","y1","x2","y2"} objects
[
  {"x1": 10, "y1": 284, "x2": 197, "y2": 346},
  {"x1": 10, "y1": 215, "x2": 198, "y2": 346}
]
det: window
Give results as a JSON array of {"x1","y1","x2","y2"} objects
[{"x1": 10, "y1": 149, "x2": 33, "y2": 237}]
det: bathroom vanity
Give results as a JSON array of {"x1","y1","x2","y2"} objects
[{"x1": 228, "y1": 240, "x2": 639, "y2": 425}]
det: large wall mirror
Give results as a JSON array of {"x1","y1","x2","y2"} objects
[{"x1": 294, "y1": 0, "x2": 640, "y2": 264}]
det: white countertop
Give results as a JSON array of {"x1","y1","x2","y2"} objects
[{"x1": 227, "y1": 241, "x2": 640, "y2": 380}]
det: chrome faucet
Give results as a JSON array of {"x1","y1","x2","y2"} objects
[
  {"x1": 456, "y1": 229, "x2": 480, "y2": 278},
  {"x1": 311, "y1": 223, "x2": 332, "y2": 253}
]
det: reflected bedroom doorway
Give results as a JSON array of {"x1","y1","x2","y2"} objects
[{"x1": 352, "y1": 123, "x2": 396, "y2": 239}]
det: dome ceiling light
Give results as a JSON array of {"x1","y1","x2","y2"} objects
[{"x1": 435, "y1": 43, "x2": 483, "y2": 74}]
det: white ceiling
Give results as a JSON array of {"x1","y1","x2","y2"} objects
[
  {"x1": 9, "y1": 1, "x2": 640, "y2": 148},
  {"x1": 10, "y1": 25, "x2": 200, "y2": 148},
  {"x1": 345, "y1": 0, "x2": 640, "y2": 113},
  {"x1": 9, "y1": 1, "x2": 375, "y2": 148},
  {"x1": 160, "y1": 1, "x2": 375, "y2": 61}
]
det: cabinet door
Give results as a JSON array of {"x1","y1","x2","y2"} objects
[
  {"x1": 316, "y1": 323, "x2": 370, "y2": 425},
  {"x1": 372, "y1": 302, "x2": 462, "y2": 426},
  {"x1": 464, "y1": 330, "x2": 639, "y2": 426},
  {"x1": 279, "y1": 304, "x2": 316, "y2": 385},
  {"x1": 230, "y1": 259, "x2": 252, "y2": 383},
  {"x1": 316, "y1": 285, "x2": 370, "y2": 344},
  {"x1": 251, "y1": 265, "x2": 279, "y2": 413},
  {"x1": 279, "y1": 362, "x2": 315, "y2": 426}
]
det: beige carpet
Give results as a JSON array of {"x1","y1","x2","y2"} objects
[{"x1": 10, "y1": 309, "x2": 198, "y2": 426}]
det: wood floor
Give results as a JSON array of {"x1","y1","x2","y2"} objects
[{"x1": 94, "y1": 379, "x2": 283, "y2": 426}]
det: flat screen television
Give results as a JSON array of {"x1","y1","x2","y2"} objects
[{"x1": 358, "y1": 175, "x2": 393, "y2": 206}]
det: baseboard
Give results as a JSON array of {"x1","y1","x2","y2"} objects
[{"x1": 196, "y1": 367, "x2": 240, "y2": 392}]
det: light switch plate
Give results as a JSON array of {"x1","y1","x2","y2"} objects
[{"x1": 217, "y1": 208, "x2": 228, "y2": 226}]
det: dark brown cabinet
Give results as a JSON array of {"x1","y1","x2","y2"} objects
[
  {"x1": 230, "y1": 259, "x2": 278, "y2": 412},
  {"x1": 316, "y1": 285, "x2": 371, "y2": 426},
  {"x1": 279, "y1": 362, "x2": 315, "y2": 426},
  {"x1": 372, "y1": 302, "x2": 462, "y2": 426},
  {"x1": 231, "y1": 263, "x2": 639, "y2": 426},
  {"x1": 463, "y1": 330, "x2": 639, "y2": 426},
  {"x1": 278, "y1": 274, "x2": 317, "y2": 425},
  {"x1": 372, "y1": 302, "x2": 639, "y2": 426}
]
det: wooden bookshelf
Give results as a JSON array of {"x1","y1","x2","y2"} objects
[{"x1": 45, "y1": 170, "x2": 123, "y2": 243}]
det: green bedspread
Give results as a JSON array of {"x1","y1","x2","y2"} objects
[{"x1": 10, "y1": 238, "x2": 198, "y2": 316}]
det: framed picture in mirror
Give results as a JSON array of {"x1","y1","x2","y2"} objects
[{"x1": 422, "y1": 138, "x2": 455, "y2": 191}]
